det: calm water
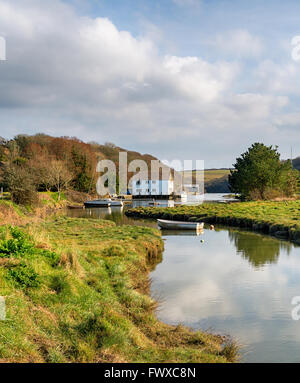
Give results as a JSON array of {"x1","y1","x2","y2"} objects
[
  {"x1": 151, "y1": 228, "x2": 300, "y2": 363},
  {"x1": 67, "y1": 201, "x2": 300, "y2": 363}
]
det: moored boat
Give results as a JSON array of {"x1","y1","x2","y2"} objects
[
  {"x1": 110, "y1": 200, "x2": 124, "y2": 207},
  {"x1": 84, "y1": 200, "x2": 111, "y2": 208},
  {"x1": 84, "y1": 198, "x2": 124, "y2": 208},
  {"x1": 157, "y1": 219, "x2": 204, "y2": 230}
]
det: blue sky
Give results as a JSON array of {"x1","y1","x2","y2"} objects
[{"x1": 0, "y1": 0, "x2": 300, "y2": 167}]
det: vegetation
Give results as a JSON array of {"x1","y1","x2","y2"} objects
[
  {"x1": 126, "y1": 200, "x2": 300, "y2": 243},
  {"x1": 229, "y1": 143, "x2": 299, "y2": 200},
  {"x1": 0, "y1": 134, "x2": 172, "y2": 206},
  {"x1": 0, "y1": 217, "x2": 235, "y2": 362},
  {"x1": 181, "y1": 169, "x2": 230, "y2": 193}
]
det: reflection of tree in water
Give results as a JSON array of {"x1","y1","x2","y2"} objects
[{"x1": 228, "y1": 230, "x2": 292, "y2": 268}]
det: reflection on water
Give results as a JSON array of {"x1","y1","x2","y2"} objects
[
  {"x1": 67, "y1": 206, "x2": 157, "y2": 228},
  {"x1": 67, "y1": 206, "x2": 300, "y2": 363},
  {"x1": 150, "y1": 227, "x2": 300, "y2": 363},
  {"x1": 228, "y1": 230, "x2": 292, "y2": 268}
]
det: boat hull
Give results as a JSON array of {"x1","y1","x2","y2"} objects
[
  {"x1": 110, "y1": 201, "x2": 124, "y2": 207},
  {"x1": 84, "y1": 201, "x2": 111, "y2": 208},
  {"x1": 157, "y1": 219, "x2": 204, "y2": 230}
]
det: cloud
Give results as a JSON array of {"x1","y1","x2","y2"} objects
[
  {"x1": 0, "y1": 0, "x2": 297, "y2": 167},
  {"x1": 215, "y1": 29, "x2": 263, "y2": 59},
  {"x1": 255, "y1": 60, "x2": 300, "y2": 94}
]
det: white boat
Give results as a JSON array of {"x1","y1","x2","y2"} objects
[{"x1": 157, "y1": 219, "x2": 204, "y2": 230}]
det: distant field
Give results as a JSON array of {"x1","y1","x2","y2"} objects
[
  {"x1": 181, "y1": 169, "x2": 230, "y2": 183},
  {"x1": 180, "y1": 169, "x2": 231, "y2": 193}
]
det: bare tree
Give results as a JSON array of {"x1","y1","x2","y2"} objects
[{"x1": 48, "y1": 160, "x2": 73, "y2": 200}]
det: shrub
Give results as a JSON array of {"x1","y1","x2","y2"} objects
[
  {"x1": 2, "y1": 163, "x2": 38, "y2": 206},
  {"x1": 0, "y1": 227, "x2": 34, "y2": 258},
  {"x1": 38, "y1": 249, "x2": 60, "y2": 267},
  {"x1": 6, "y1": 262, "x2": 40, "y2": 288}
]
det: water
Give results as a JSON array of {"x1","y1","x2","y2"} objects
[
  {"x1": 150, "y1": 227, "x2": 300, "y2": 363},
  {"x1": 67, "y1": 200, "x2": 300, "y2": 363}
]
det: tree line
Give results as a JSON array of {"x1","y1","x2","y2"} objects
[{"x1": 0, "y1": 134, "x2": 97, "y2": 205}]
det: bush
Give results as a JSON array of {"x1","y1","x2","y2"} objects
[
  {"x1": 6, "y1": 262, "x2": 40, "y2": 288},
  {"x1": 0, "y1": 227, "x2": 34, "y2": 258},
  {"x1": 38, "y1": 249, "x2": 60, "y2": 267},
  {"x1": 11, "y1": 187, "x2": 38, "y2": 206},
  {"x1": 2, "y1": 163, "x2": 38, "y2": 206}
]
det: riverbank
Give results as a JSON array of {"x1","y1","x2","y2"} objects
[
  {"x1": 0, "y1": 191, "x2": 92, "y2": 226},
  {"x1": 126, "y1": 200, "x2": 300, "y2": 243},
  {"x1": 0, "y1": 216, "x2": 236, "y2": 362}
]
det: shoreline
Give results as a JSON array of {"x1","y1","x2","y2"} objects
[
  {"x1": 0, "y1": 208, "x2": 237, "y2": 362},
  {"x1": 125, "y1": 200, "x2": 300, "y2": 245}
]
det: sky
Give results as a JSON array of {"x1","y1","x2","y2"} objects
[{"x1": 0, "y1": 0, "x2": 300, "y2": 168}]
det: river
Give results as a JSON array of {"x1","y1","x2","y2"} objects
[{"x1": 67, "y1": 197, "x2": 300, "y2": 363}]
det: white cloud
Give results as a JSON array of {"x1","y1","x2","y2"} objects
[
  {"x1": 0, "y1": 1, "x2": 238, "y2": 129},
  {"x1": 0, "y1": 0, "x2": 297, "y2": 166},
  {"x1": 255, "y1": 60, "x2": 300, "y2": 94},
  {"x1": 216, "y1": 29, "x2": 263, "y2": 59}
]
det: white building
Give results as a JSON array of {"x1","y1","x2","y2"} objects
[{"x1": 132, "y1": 176, "x2": 174, "y2": 197}]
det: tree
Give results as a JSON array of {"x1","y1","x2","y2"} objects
[
  {"x1": 48, "y1": 160, "x2": 73, "y2": 200},
  {"x1": 0, "y1": 137, "x2": 6, "y2": 162},
  {"x1": 2, "y1": 162, "x2": 38, "y2": 205},
  {"x1": 229, "y1": 143, "x2": 298, "y2": 200},
  {"x1": 279, "y1": 160, "x2": 299, "y2": 197}
]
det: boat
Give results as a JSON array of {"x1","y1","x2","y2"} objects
[
  {"x1": 84, "y1": 200, "x2": 111, "y2": 208},
  {"x1": 84, "y1": 199, "x2": 123, "y2": 208},
  {"x1": 157, "y1": 219, "x2": 204, "y2": 230},
  {"x1": 157, "y1": 229, "x2": 204, "y2": 236},
  {"x1": 110, "y1": 200, "x2": 124, "y2": 207}
]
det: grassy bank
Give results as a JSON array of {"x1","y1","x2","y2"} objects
[
  {"x1": 126, "y1": 201, "x2": 300, "y2": 243},
  {"x1": 0, "y1": 216, "x2": 235, "y2": 363},
  {"x1": 0, "y1": 191, "x2": 92, "y2": 226}
]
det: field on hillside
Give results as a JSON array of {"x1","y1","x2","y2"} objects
[
  {"x1": 181, "y1": 169, "x2": 231, "y2": 193},
  {"x1": 181, "y1": 169, "x2": 230, "y2": 183}
]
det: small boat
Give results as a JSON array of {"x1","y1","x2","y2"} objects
[
  {"x1": 110, "y1": 200, "x2": 124, "y2": 207},
  {"x1": 157, "y1": 219, "x2": 204, "y2": 230},
  {"x1": 84, "y1": 199, "x2": 123, "y2": 208},
  {"x1": 84, "y1": 200, "x2": 111, "y2": 208}
]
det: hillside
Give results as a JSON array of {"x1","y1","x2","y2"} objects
[
  {"x1": 182, "y1": 169, "x2": 231, "y2": 193},
  {"x1": 0, "y1": 135, "x2": 174, "y2": 199},
  {"x1": 293, "y1": 157, "x2": 300, "y2": 171}
]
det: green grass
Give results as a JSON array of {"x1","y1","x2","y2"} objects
[
  {"x1": 0, "y1": 216, "x2": 235, "y2": 363},
  {"x1": 126, "y1": 200, "x2": 300, "y2": 243}
]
